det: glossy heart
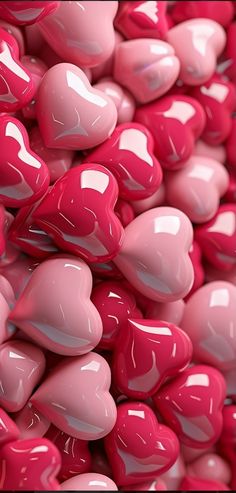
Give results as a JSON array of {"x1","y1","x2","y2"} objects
[
  {"x1": 181, "y1": 281, "x2": 236, "y2": 371},
  {"x1": 0, "y1": 19, "x2": 25, "y2": 56},
  {"x1": 171, "y1": 1, "x2": 234, "y2": 27},
  {"x1": 0, "y1": 28, "x2": 35, "y2": 111},
  {"x1": 0, "y1": 115, "x2": 49, "y2": 208},
  {"x1": 114, "y1": 1, "x2": 168, "y2": 40},
  {"x1": 91, "y1": 281, "x2": 140, "y2": 351},
  {"x1": 104, "y1": 401, "x2": 179, "y2": 486},
  {"x1": 219, "y1": 405, "x2": 236, "y2": 490},
  {"x1": 14, "y1": 401, "x2": 50, "y2": 439},
  {"x1": 135, "y1": 95, "x2": 206, "y2": 169},
  {"x1": 36, "y1": 63, "x2": 117, "y2": 150},
  {"x1": 45, "y1": 425, "x2": 91, "y2": 482},
  {"x1": 114, "y1": 207, "x2": 194, "y2": 302},
  {"x1": 84, "y1": 123, "x2": 163, "y2": 201},
  {"x1": 167, "y1": 19, "x2": 226, "y2": 85},
  {"x1": 0, "y1": 437, "x2": 60, "y2": 490},
  {"x1": 112, "y1": 319, "x2": 192, "y2": 399},
  {"x1": 195, "y1": 203, "x2": 236, "y2": 271},
  {"x1": 165, "y1": 155, "x2": 229, "y2": 223},
  {"x1": 187, "y1": 452, "x2": 231, "y2": 485},
  {"x1": 179, "y1": 476, "x2": 230, "y2": 491},
  {"x1": 0, "y1": 1, "x2": 59, "y2": 25},
  {"x1": 91, "y1": 30, "x2": 123, "y2": 83},
  {"x1": 113, "y1": 38, "x2": 179, "y2": 103},
  {"x1": 154, "y1": 364, "x2": 226, "y2": 448},
  {"x1": 94, "y1": 79, "x2": 135, "y2": 125},
  {"x1": 9, "y1": 256, "x2": 103, "y2": 356},
  {"x1": 31, "y1": 352, "x2": 117, "y2": 440},
  {"x1": 190, "y1": 74, "x2": 236, "y2": 146},
  {"x1": 0, "y1": 339, "x2": 45, "y2": 412}
]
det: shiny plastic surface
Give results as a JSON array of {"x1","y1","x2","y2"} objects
[
  {"x1": 114, "y1": 1, "x2": 168, "y2": 40},
  {"x1": 0, "y1": 1, "x2": 59, "y2": 25}
]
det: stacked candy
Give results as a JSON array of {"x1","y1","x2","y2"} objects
[{"x1": 0, "y1": 0, "x2": 235, "y2": 490}]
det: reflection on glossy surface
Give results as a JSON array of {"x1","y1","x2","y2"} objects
[
  {"x1": 104, "y1": 401, "x2": 179, "y2": 486},
  {"x1": 10, "y1": 257, "x2": 103, "y2": 356},
  {"x1": 187, "y1": 452, "x2": 231, "y2": 485},
  {"x1": 33, "y1": 164, "x2": 124, "y2": 263},
  {"x1": 171, "y1": 1, "x2": 234, "y2": 28},
  {"x1": 182, "y1": 281, "x2": 236, "y2": 371},
  {"x1": 15, "y1": 401, "x2": 50, "y2": 440},
  {"x1": 114, "y1": 1, "x2": 168, "y2": 40},
  {"x1": 112, "y1": 319, "x2": 192, "y2": 399},
  {"x1": 94, "y1": 79, "x2": 135, "y2": 124},
  {"x1": 61, "y1": 472, "x2": 118, "y2": 491},
  {"x1": 146, "y1": 299, "x2": 185, "y2": 326},
  {"x1": 0, "y1": 340, "x2": 45, "y2": 412},
  {"x1": 21, "y1": 56, "x2": 47, "y2": 120},
  {"x1": 135, "y1": 95, "x2": 206, "y2": 169},
  {"x1": 114, "y1": 207, "x2": 194, "y2": 302},
  {"x1": 167, "y1": 19, "x2": 226, "y2": 85},
  {"x1": 84, "y1": 122, "x2": 162, "y2": 201},
  {"x1": 31, "y1": 352, "x2": 117, "y2": 441},
  {"x1": 186, "y1": 240, "x2": 204, "y2": 298},
  {"x1": 0, "y1": 1, "x2": 59, "y2": 25},
  {"x1": 195, "y1": 204, "x2": 236, "y2": 271},
  {"x1": 154, "y1": 365, "x2": 226, "y2": 448},
  {"x1": 165, "y1": 155, "x2": 229, "y2": 223},
  {"x1": 0, "y1": 115, "x2": 49, "y2": 208},
  {"x1": 0, "y1": 407, "x2": 19, "y2": 445},
  {"x1": 0, "y1": 436, "x2": 60, "y2": 490}
]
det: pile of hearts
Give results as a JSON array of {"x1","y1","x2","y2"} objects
[{"x1": 0, "y1": 0, "x2": 235, "y2": 491}]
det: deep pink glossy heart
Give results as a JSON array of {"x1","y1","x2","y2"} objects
[
  {"x1": 0, "y1": 1, "x2": 59, "y2": 25},
  {"x1": 114, "y1": 1, "x2": 168, "y2": 40}
]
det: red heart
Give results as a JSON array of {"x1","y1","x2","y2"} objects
[
  {"x1": 104, "y1": 401, "x2": 179, "y2": 486},
  {"x1": 115, "y1": 1, "x2": 168, "y2": 40},
  {"x1": 112, "y1": 319, "x2": 192, "y2": 399},
  {"x1": 0, "y1": 1, "x2": 59, "y2": 25}
]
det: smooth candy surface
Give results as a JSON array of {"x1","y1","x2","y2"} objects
[
  {"x1": 21, "y1": 55, "x2": 47, "y2": 120},
  {"x1": 14, "y1": 401, "x2": 50, "y2": 440},
  {"x1": 33, "y1": 164, "x2": 124, "y2": 263},
  {"x1": 0, "y1": 1, "x2": 59, "y2": 25},
  {"x1": 36, "y1": 63, "x2": 117, "y2": 150},
  {"x1": 61, "y1": 473, "x2": 118, "y2": 491},
  {"x1": 154, "y1": 365, "x2": 226, "y2": 448},
  {"x1": 84, "y1": 122, "x2": 163, "y2": 201},
  {"x1": 94, "y1": 79, "x2": 135, "y2": 124},
  {"x1": 114, "y1": 1, "x2": 168, "y2": 40},
  {"x1": 104, "y1": 401, "x2": 179, "y2": 486},
  {"x1": 0, "y1": 407, "x2": 19, "y2": 445},
  {"x1": 219, "y1": 405, "x2": 236, "y2": 490},
  {"x1": 187, "y1": 452, "x2": 231, "y2": 485},
  {"x1": 226, "y1": 117, "x2": 236, "y2": 168},
  {"x1": 146, "y1": 299, "x2": 185, "y2": 326},
  {"x1": 179, "y1": 476, "x2": 230, "y2": 491},
  {"x1": 114, "y1": 207, "x2": 194, "y2": 302},
  {"x1": 31, "y1": 352, "x2": 117, "y2": 440},
  {"x1": 9, "y1": 256, "x2": 103, "y2": 356},
  {"x1": 171, "y1": 1, "x2": 234, "y2": 27},
  {"x1": 187, "y1": 240, "x2": 204, "y2": 298}
]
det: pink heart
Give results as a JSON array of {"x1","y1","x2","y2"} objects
[
  {"x1": 167, "y1": 19, "x2": 226, "y2": 85},
  {"x1": 114, "y1": 1, "x2": 168, "y2": 40},
  {"x1": 187, "y1": 452, "x2": 231, "y2": 485},
  {"x1": 165, "y1": 155, "x2": 229, "y2": 223},
  {"x1": 114, "y1": 207, "x2": 194, "y2": 302},
  {"x1": 31, "y1": 352, "x2": 117, "y2": 440},
  {"x1": 9, "y1": 256, "x2": 103, "y2": 356},
  {"x1": 36, "y1": 63, "x2": 117, "y2": 150},
  {"x1": 114, "y1": 39, "x2": 180, "y2": 103},
  {"x1": 60, "y1": 473, "x2": 118, "y2": 491}
]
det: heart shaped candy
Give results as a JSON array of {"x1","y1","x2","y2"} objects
[
  {"x1": 112, "y1": 319, "x2": 192, "y2": 399},
  {"x1": 0, "y1": 28, "x2": 35, "y2": 111},
  {"x1": 135, "y1": 95, "x2": 206, "y2": 169},
  {"x1": 0, "y1": 115, "x2": 49, "y2": 208},
  {"x1": 165, "y1": 155, "x2": 229, "y2": 223},
  {"x1": 33, "y1": 164, "x2": 124, "y2": 263},
  {"x1": 61, "y1": 473, "x2": 118, "y2": 491},
  {"x1": 113, "y1": 39, "x2": 180, "y2": 103},
  {"x1": 171, "y1": 1, "x2": 234, "y2": 28},
  {"x1": 31, "y1": 352, "x2": 117, "y2": 440},
  {"x1": 9, "y1": 256, "x2": 103, "y2": 355},
  {"x1": 36, "y1": 63, "x2": 117, "y2": 150},
  {"x1": 0, "y1": 1, "x2": 59, "y2": 25},
  {"x1": 181, "y1": 281, "x2": 236, "y2": 371},
  {"x1": 154, "y1": 365, "x2": 226, "y2": 449},
  {"x1": 167, "y1": 19, "x2": 226, "y2": 85},
  {"x1": 104, "y1": 401, "x2": 179, "y2": 486},
  {"x1": 114, "y1": 1, "x2": 168, "y2": 40},
  {"x1": 114, "y1": 207, "x2": 194, "y2": 302},
  {"x1": 84, "y1": 123, "x2": 163, "y2": 201}
]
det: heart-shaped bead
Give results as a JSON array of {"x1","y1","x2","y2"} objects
[
  {"x1": 9, "y1": 256, "x2": 103, "y2": 355},
  {"x1": 0, "y1": 115, "x2": 49, "y2": 208},
  {"x1": 194, "y1": 139, "x2": 226, "y2": 164},
  {"x1": 186, "y1": 240, "x2": 204, "y2": 299},
  {"x1": 113, "y1": 39, "x2": 180, "y2": 103},
  {"x1": 0, "y1": 436, "x2": 60, "y2": 490},
  {"x1": 33, "y1": 164, "x2": 124, "y2": 263},
  {"x1": 171, "y1": 1, "x2": 234, "y2": 28},
  {"x1": 45, "y1": 425, "x2": 91, "y2": 482},
  {"x1": 165, "y1": 155, "x2": 229, "y2": 223},
  {"x1": 187, "y1": 452, "x2": 231, "y2": 485},
  {"x1": 135, "y1": 95, "x2": 206, "y2": 169},
  {"x1": 0, "y1": 339, "x2": 45, "y2": 412},
  {"x1": 114, "y1": 1, "x2": 168, "y2": 40},
  {"x1": 190, "y1": 74, "x2": 236, "y2": 146},
  {"x1": 84, "y1": 123, "x2": 163, "y2": 201},
  {"x1": 0, "y1": 28, "x2": 35, "y2": 112},
  {"x1": 146, "y1": 299, "x2": 185, "y2": 326},
  {"x1": 112, "y1": 319, "x2": 192, "y2": 399},
  {"x1": 60, "y1": 473, "x2": 118, "y2": 491},
  {"x1": 91, "y1": 281, "x2": 141, "y2": 351},
  {"x1": 0, "y1": 407, "x2": 19, "y2": 445},
  {"x1": 94, "y1": 79, "x2": 135, "y2": 124},
  {"x1": 181, "y1": 281, "x2": 236, "y2": 371},
  {"x1": 180, "y1": 476, "x2": 230, "y2": 491},
  {"x1": 104, "y1": 401, "x2": 179, "y2": 486},
  {"x1": 226, "y1": 117, "x2": 236, "y2": 168},
  {"x1": 31, "y1": 352, "x2": 117, "y2": 440},
  {"x1": 0, "y1": 1, "x2": 59, "y2": 25},
  {"x1": 154, "y1": 364, "x2": 226, "y2": 449},
  {"x1": 195, "y1": 203, "x2": 236, "y2": 271},
  {"x1": 167, "y1": 19, "x2": 226, "y2": 85},
  {"x1": 14, "y1": 401, "x2": 50, "y2": 439},
  {"x1": 114, "y1": 207, "x2": 194, "y2": 302},
  {"x1": 38, "y1": 1, "x2": 118, "y2": 67},
  {"x1": 36, "y1": 63, "x2": 117, "y2": 150},
  {"x1": 219, "y1": 405, "x2": 236, "y2": 490}
]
